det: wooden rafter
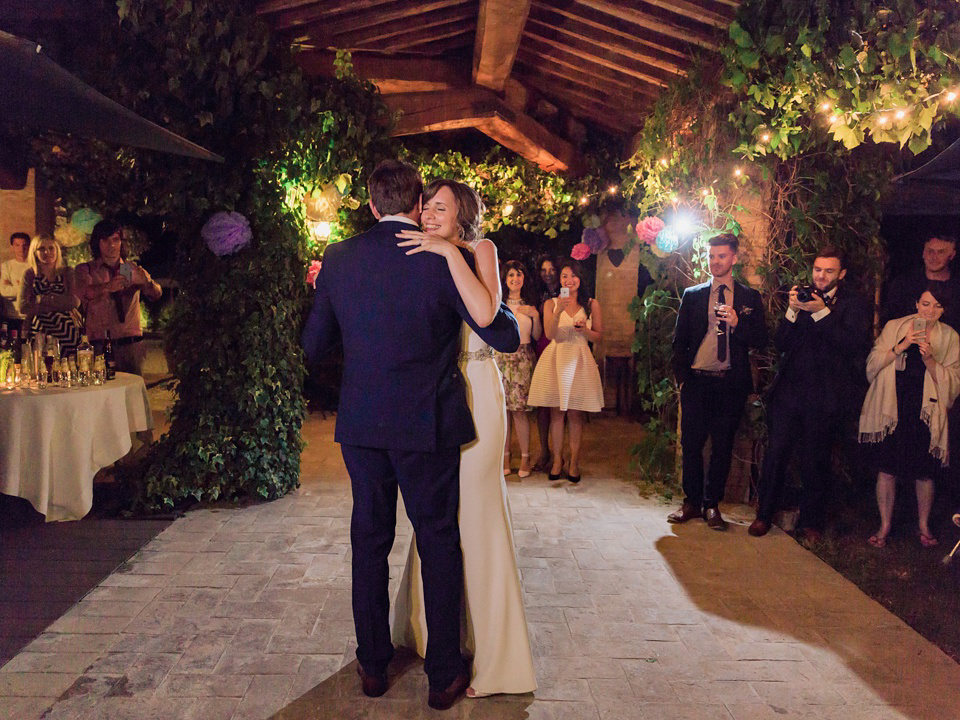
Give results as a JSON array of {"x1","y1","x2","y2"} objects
[
  {"x1": 516, "y1": 43, "x2": 656, "y2": 99},
  {"x1": 575, "y1": 0, "x2": 723, "y2": 50},
  {"x1": 388, "y1": 88, "x2": 581, "y2": 172},
  {"x1": 261, "y1": 0, "x2": 404, "y2": 33},
  {"x1": 513, "y1": 61, "x2": 652, "y2": 117},
  {"x1": 529, "y1": 3, "x2": 688, "y2": 75},
  {"x1": 524, "y1": 19, "x2": 675, "y2": 88},
  {"x1": 320, "y1": 5, "x2": 476, "y2": 49},
  {"x1": 296, "y1": 50, "x2": 470, "y2": 93},
  {"x1": 473, "y1": 0, "x2": 531, "y2": 91}
]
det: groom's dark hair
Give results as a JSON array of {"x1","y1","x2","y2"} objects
[{"x1": 368, "y1": 160, "x2": 423, "y2": 216}]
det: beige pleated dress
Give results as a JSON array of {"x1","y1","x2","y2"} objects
[{"x1": 391, "y1": 323, "x2": 537, "y2": 696}]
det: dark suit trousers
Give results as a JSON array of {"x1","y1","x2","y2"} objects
[
  {"x1": 340, "y1": 444, "x2": 463, "y2": 690},
  {"x1": 756, "y1": 389, "x2": 838, "y2": 530},
  {"x1": 680, "y1": 374, "x2": 748, "y2": 509}
]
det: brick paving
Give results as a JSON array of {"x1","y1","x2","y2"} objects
[{"x1": 2, "y1": 413, "x2": 959, "y2": 720}]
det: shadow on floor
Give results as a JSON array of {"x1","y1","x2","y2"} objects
[
  {"x1": 0, "y1": 488, "x2": 171, "y2": 667},
  {"x1": 269, "y1": 648, "x2": 534, "y2": 719},
  {"x1": 656, "y1": 526, "x2": 960, "y2": 720}
]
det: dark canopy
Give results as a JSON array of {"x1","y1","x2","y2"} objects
[{"x1": 0, "y1": 30, "x2": 222, "y2": 164}]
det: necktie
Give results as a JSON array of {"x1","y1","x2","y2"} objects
[{"x1": 717, "y1": 285, "x2": 727, "y2": 362}]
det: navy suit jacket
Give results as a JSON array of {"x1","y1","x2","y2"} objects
[
  {"x1": 301, "y1": 219, "x2": 520, "y2": 453},
  {"x1": 672, "y1": 279, "x2": 768, "y2": 392}
]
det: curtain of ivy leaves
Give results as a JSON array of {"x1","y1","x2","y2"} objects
[{"x1": 32, "y1": 0, "x2": 395, "y2": 510}]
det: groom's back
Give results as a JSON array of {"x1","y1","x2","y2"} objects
[{"x1": 313, "y1": 220, "x2": 475, "y2": 453}]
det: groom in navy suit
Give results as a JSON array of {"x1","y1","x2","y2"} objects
[{"x1": 301, "y1": 160, "x2": 519, "y2": 710}]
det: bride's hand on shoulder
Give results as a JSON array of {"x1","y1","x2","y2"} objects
[{"x1": 396, "y1": 230, "x2": 454, "y2": 257}]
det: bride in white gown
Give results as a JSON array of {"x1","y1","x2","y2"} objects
[{"x1": 393, "y1": 179, "x2": 537, "y2": 697}]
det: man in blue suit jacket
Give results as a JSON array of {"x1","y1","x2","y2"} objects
[{"x1": 301, "y1": 160, "x2": 519, "y2": 710}]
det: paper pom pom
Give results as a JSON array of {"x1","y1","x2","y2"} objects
[
  {"x1": 581, "y1": 226, "x2": 610, "y2": 254},
  {"x1": 70, "y1": 208, "x2": 102, "y2": 235},
  {"x1": 571, "y1": 242, "x2": 592, "y2": 261},
  {"x1": 306, "y1": 260, "x2": 322, "y2": 288},
  {"x1": 636, "y1": 216, "x2": 665, "y2": 245},
  {"x1": 202, "y1": 211, "x2": 252, "y2": 257}
]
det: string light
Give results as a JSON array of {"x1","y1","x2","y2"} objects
[
  {"x1": 947, "y1": 91, "x2": 958, "y2": 102},
  {"x1": 608, "y1": 185, "x2": 617, "y2": 194},
  {"x1": 829, "y1": 114, "x2": 841, "y2": 124},
  {"x1": 660, "y1": 158, "x2": 669, "y2": 167},
  {"x1": 701, "y1": 189, "x2": 709, "y2": 197},
  {"x1": 502, "y1": 203, "x2": 514, "y2": 216},
  {"x1": 580, "y1": 196, "x2": 589, "y2": 205},
  {"x1": 733, "y1": 168, "x2": 742, "y2": 177},
  {"x1": 895, "y1": 109, "x2": 906, "y2": 119},
  {"x1": 820, "y1": 102, "x2": 832, "y2": 112},
  {"x1": 877, "y1": 115, "x2": 889, "y2": 126},
  {"x1": 761, "y1": 133, "x2": 770, "y2": 142}
]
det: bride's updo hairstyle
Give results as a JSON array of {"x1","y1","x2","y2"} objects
[{"x1": 423, "y1": 179, "x2": 486, "y2": 244}]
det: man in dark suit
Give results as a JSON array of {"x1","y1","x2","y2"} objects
[
  {"x1": 668, "y1": 233, "x2": 767, "y2": 530},
  {"x1": 301, "y1": 160, "x2": 519, "y2": 711},
  {"x1": 749, "y1": 247, "x2": 871, "y2": 542},
  {"x1": 882, "y1": 234, "x2": 960, "y2": 331}
]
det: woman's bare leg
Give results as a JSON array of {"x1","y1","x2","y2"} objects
[
  {"x1": 549, "y1": 407, "x2": 566, "y2": 476},
  {"x1": 875, "y1": 471, "x2": 896, "y2": 541},
  {"x1": 567, "y1": 410, "x2": 584, "y2": 477},
  {"x1": 916, "y1": 477, "x2": 935, "y2": 540},
  {"x1": 513, "y1": 410, "x2": 532, "y2": 474}
]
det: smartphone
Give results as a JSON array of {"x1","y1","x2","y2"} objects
[
  {"x1": 914, "y1": 316, "x2": 926, "y2": 332},
  {"x1": 118, "y1": 263, "x2": 134, "y2": 282},
  {"x1": 559, "y1": 287, "x2": 570, "y2": 298}
]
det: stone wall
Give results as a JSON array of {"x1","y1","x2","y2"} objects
[{"x1": 0, "y1": 169, "x2": 37, "y2": 262}]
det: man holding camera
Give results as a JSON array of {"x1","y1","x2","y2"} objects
[
  {"x1": 669, "y1": 233, "x2": 767, "y2": 530},
  {"x1": 749, "y1": 247, "x2": 871, "y2": 541}
]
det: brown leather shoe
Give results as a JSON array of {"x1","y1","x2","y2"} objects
[
  {"x1": 357, "y1": 664, "x2": 388, "y2": 698},
  {"x1": 704, "y1": 507, "x2": 728, "y2": 531},
  {"x1": 748, "y1": 518, "x2": 771, "y2": 537},
  {"x1": 428, "y1": 669, "x2": 469, "y2": 711},
  {"x1": 667, "y1": 502, "x2": 701, "y2": 524}
]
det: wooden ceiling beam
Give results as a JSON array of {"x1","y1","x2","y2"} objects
[
  {"x1": 473, "y1": 0, "x2": 532, "y2": 92},
  {"x1": 324, "y1": 0, "x2": 469, "y2": 38},
  {"x1": 296, "y1": 50, "x2": 471, "y2": 93},
  {"x1": 261, "y1": 0, "x2": 400, "y2": 32},
  {"x1": 377, "y1": 24, "x2": 474, "y2": 52},
  {"x1": 529, "y1": 3, "x2": 687, "y2": 74},
  {"x1": 524, "y1": 19, "x2": 675, "y2": 88},
  {"x1": 516, "y1": 44, "x2": 655, "y2": 99},
  {"x1": 322, "y1": 4, "x2": 476, "y2": 48},
  {"x1": 513, "y1": 61, "x2": 654, "y2": 116},
  {"x1": 395, "y1": 32, "x2": 476, "y2": 55},
  {"x1": 575, "y1": 0, "x2": 722, "y2": 50},
  {"x1": 387, "y1": 88, "x2": 581, "y2": 173}
]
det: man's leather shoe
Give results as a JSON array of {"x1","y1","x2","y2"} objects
[
  {"x1": 667, "y1": 502, "x2": 701, "y2": 524},
  {"x1": 748, "y1": 518, "x2": 771, "y2": 537},
  {"x1": 357, "y1": 664, "x2": 388, "y2": 698},
  {"x1": 704, "y1": 507, "x2": 728, "y2": 531},
  {"x1": 428, "y1": 669, "x2": 469, "y2": 711}
]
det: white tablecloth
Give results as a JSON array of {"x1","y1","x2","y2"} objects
[{"x1": 0, "y1": 372, "x2": 153, "y2": 522}]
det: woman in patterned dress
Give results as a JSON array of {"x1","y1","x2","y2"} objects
[
  {"x1": 495, "y1": 260, "x2": 541, "y2": 478},
  {"x1": 16, "y1": 235, "x2": 81, "y2": 355}
]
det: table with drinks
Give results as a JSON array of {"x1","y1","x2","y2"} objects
[{"x1": 0, "y1": 328, "x2": 154, "y2": 522}]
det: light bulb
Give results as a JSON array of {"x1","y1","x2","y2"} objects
[
  {"x1": 895, "y1": 109, "x2": 906, "y2": 119},
  {"x1": 947, "y1": 91, "x2": 958, "y2": 102}
]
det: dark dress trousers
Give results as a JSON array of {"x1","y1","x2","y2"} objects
[
  {"x1": 301, "y1": 219, "x2": 519, "y2": 690},
  {"x1": 757, "y1": 286, "x2": 872, "y2": 530},
  {"x1": 672, "y1": 280, "x2": 767, "y2": 509},
  {"x1": 756, "y1": 286, "x2": 872, "y2": 530}
]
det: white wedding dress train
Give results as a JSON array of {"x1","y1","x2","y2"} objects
[{"x1": 392, "y1": 323, "x2": 537, "y2": 696}]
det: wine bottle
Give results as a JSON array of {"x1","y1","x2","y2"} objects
[
  {"x1": 76, "y1": 334, "x2": 93, "y2": 386},
  {"x1": 104, "y1": 330, "x2": 116, "y2": 380}
]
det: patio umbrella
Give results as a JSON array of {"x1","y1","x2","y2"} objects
[
  {"x1": 894, "y1": 138, "x2": 960, "y2": 185},
  {"x1": 886, "y1": 138, "x2": 960, "y2": 216},
  {"x1": 0, "y1": 29, "x2": 223, "y2": 164}
]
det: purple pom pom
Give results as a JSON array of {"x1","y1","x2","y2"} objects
[
  {"x1": 581, "y1": 226, "x2": 610, "y2": 254},
  {"x1": 202, "y1": 211, "x2": 252, "y2": 257}
]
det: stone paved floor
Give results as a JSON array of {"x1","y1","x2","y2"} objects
[{"x1": 2, "y1": 413, "x2": 960, "y2": 720}]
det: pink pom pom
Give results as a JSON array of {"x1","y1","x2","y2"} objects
[
  {"x1": 570, "y1": 242, "x2": 592, "y2": 261},
  {"x1": 636, "y1": 216, "x2": 665, "y2": 245},
  {"x1": 306, "y1": 260, "x2": 322, "y2": 288}
]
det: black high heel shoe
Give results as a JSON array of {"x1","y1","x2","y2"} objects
[
  {"x1": 548, "y1": 465, "x2": 563, "y2": 481},
  {"x1": 566, "y1": 472, "x2": 581, "y2": 484}
]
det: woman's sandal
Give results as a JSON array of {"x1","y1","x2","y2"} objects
[
  {"x1": 867, "y1": 533, "x2": 887, "y2": 548},
  {"x1": 919, "y1": 531, "x2": 939, "y2": 548},
  {"x1": 518, "y1": 453, "x2": 531, "y2": 479}
]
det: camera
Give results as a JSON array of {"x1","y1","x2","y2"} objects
[{"x1": 795, "y1": 285, "x2": 822, "y2": 303}]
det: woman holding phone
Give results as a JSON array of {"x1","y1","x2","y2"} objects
[
  {"x1": 527, "y1": 260, "x2": 604, "y2": 482},
  {"x1": 859, "y1": 282, "x2": 960, "y2": 548},
  {"x1": 75, "y1": 219, "x2": 162, "y2": 375}
]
